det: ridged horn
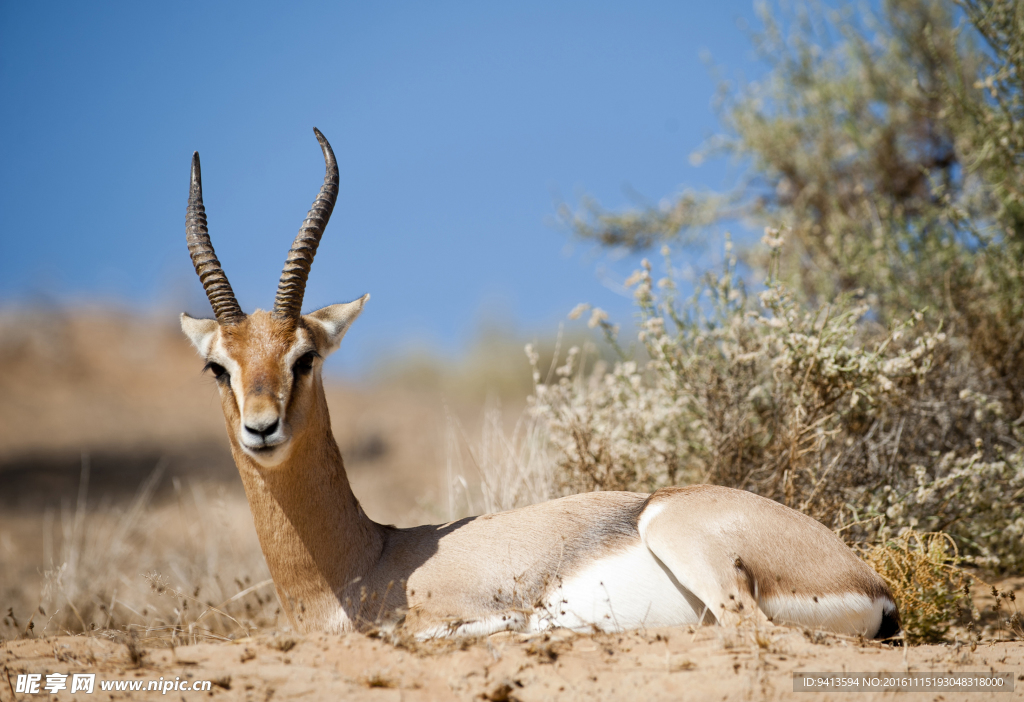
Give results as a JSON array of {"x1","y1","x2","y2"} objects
[
  {"x1": 272, "y1": 127, "x2": 339, "y2": 320},
  {"x1": 186, "y1": 152, "x2": 245, "y2": 325}
]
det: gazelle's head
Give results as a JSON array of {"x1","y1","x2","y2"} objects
[{"x1": 180, "y1": 129, "x2": 366, "y2": 468}]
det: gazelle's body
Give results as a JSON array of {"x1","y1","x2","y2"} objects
[{"x1": 180, "y1": 130, "x2": 900, "y2": 640}]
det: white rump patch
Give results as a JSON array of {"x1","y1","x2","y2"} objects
[
  {"x1": 531, "y1": 543, "x2": 707, "y2": 633},
  {"x1": 761, "y1": 593, "x2": 887, "y2": 636},
  {"x1": 636, "y1": 501, "x2": 664, "y2": 540}
]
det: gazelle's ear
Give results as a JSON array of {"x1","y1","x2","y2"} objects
[
  {"x1": 306, "y1": 294, "x2": 369, "y2": 356},
  {"x1": 180, "y1": 313, "x2": 220, "y2": 356}
]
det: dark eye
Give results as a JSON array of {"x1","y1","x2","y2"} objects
[
  {"x1": 204, "y1": 361, "x2": 230, "y2": 384},
  {"x1": 293, "y1": 351, "x2": 318, "y2": 377}
]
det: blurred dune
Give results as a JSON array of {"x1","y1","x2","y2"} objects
[
  {"x1": 0, "y1": 307, "x2": 557, "y2": 638},
  {"x1": 0, "y1": 309, "x2": 451, "y2": 526}
]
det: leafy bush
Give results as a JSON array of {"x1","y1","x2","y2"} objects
[
  {"x1": 541, "y1": 0, "x2": 1024, "y2": 580},
  {"x1": 566, "y1": 0, "x2": 1024, "y2": 416},
  {"x1": 528, "y1": 237, "x2": 1024, "y2": 572}
]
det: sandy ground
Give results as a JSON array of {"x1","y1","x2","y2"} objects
[{"x1": 2, "y1": 626, "x2": 1022, "y2": 701}]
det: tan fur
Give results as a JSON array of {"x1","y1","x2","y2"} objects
[
  {"x1": 179, "y1": 132, "x2": 898, "y2": 638},
  {"x1": 181, "y1": 310, "x2": 899, "y2": 637},
  {"x1": 640, "y1": 486, "x2": 891, "y2": 626}
]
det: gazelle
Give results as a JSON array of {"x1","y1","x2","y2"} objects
[{"x1": 180, "y1": 129, "x2": 900, "y2": 640}]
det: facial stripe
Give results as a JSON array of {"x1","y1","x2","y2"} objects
[
  {"x1": 208, "y1": 335, "x2": 246, "y2": 414},
  {"x1": 283, "y1": 327, "x2": 316, "y2": 370},
  {"x1": 194, "y1": 310, "x2": 336, "y2": 468}
]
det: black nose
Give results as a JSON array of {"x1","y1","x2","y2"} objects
[{"x1": 245, "y1": 419, "x2": 279, "y2": 438}]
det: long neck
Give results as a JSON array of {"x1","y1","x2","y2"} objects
[{"x1": 230, "y1": 378, "x2": 384, "y2": 632}]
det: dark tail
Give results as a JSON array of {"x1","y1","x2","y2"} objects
[{"x1": 874, "y1": 601, "x2": 901, "y2": 641}]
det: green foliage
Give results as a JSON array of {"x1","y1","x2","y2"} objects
[
  {"x1": 567, "y1": 0, "x2": 1024, "y2": 416},
  {"x1": 570, "y1": 0, "x2": 975, "y2": 304}
]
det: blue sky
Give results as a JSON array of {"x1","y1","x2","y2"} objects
[{"x1": 0, "y1": 1, "x2": 764, "y2": 373}]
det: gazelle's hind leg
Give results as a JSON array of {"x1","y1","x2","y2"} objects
[
  {"x1": 640, "y1": 511, "x2": 770, "y2": 628},
  {"x1": 637, "y1": 486, "x2": 900, "y2": 637}
]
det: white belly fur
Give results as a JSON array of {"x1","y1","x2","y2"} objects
[
  {"x1": 761, "y1": 593, "x2": 886, "y2": 636},
  {"x1": 530, "y1": 543, "x2": 707, "y2": 632}
]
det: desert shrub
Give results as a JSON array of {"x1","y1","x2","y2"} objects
[
  {"x1": 565, "y1": 2, "x2": 1024, "y2": 408},
  {"x1": 527, "y1": 238, "x2": 1024, "y2": 572},
  {"x1": 859, "y1": 531, "x2": 974, "y2": 644},
  {"x1": 543, "y1": 0, "x2": 1024, "y2": 579},
  {"x1": 859, "y1": 444, "x2": 1024, "y2": 570}
]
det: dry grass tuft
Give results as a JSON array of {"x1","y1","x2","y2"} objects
[
  {"x1": 859, "y1": 530, "x2": 974, "y2": 644},
  {"x1": 273, "y1": 637, "x2": 298, "y2": 652},
  {"x1": 444, "y1": 399, "x2": 555, "y2": 518},
  {"x1": 525, "y1": 635, "x2": 570, "y2": 663},
  {"x1": 481, "y1": 679, "x2": 523, "y2": 702},
  {"x1": 121, "y1": 629, "x2": 147, "y2": 667},
  {"x1": 984, "y1": 585, "x2": 1023, "y2": 641},
  {"x1": 668, "y1": 656, "x2": 696, "y2": 672},
  {"x1": 358, "y1": 669, "x2": 398, "y2": 688},
  {"x1": 0, "y1": 463, "x2": 278, "y2": 644}
]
